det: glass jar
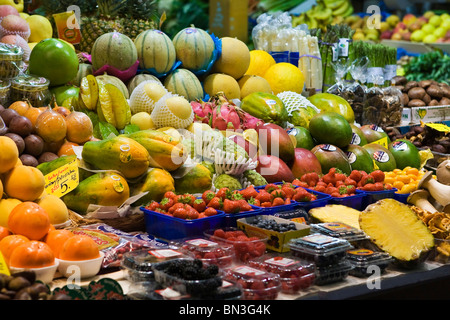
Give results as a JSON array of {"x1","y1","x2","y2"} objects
[
  {"x1": 0, "y1": 79, "x2": 10, "y2": 106},
  {"x1": 0, "y1": 43, "x2": 24, "y2": 79},
  {"x1": 10, "y1": 74, "x2": 51, "y2": 108}
]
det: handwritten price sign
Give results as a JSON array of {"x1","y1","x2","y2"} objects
[{"x1": 44, "y1": 158, "x2": 79, "y2": 198}]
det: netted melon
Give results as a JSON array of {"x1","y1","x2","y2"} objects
[{"x1": 360, "y1": 198, "x2": 434, "y2": 268}]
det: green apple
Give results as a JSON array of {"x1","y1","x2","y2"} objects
[
  {"x1": 423, "y1": 34, "x2": 437, "y2": 43},
  {"x1": 434, "y1": 27, "x2": 447, "y2": 39},
  {"x1": 429, "y1": 15, "x2": 442, "y2": 27},
  {"x1": 50, "y1": 85, "x2": 80, "y2": 105},
  {"x1": 441, "y1": 19, "x2": 450, "y2": 31},
  {"x1": 130, "y1": 112, "x2": 155, "y2": 130},
  {"x1": 411, "y1": 29, "x2": 425, "y2": 42}
]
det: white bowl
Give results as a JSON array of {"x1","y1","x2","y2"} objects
[
  {"x1": 9, "y1": 260, "x2": 59, "y2": 284},
  {"x1": 56, "y1": 252, "x2": 104, "y2": 279}
]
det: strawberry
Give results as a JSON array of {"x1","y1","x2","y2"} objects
[
  {"x1": 272, "y1": 197, "x2": 285, "y2": 206},
  {"x1": 208, "y1": 197, "x2": 223, "y2": 210},
  {"x1": 370, "y1": 170, "x2": 385, "y2": 183},
  {"x1": 248, "y1": 197, "x2": 260, "y2": 206},
  {"x1": 163, "y1": 191, "x2": 177, "y2": 199},
  {"x1": 261, "y1": 202, "x2": 272, "y2": 207},
  {"x1": 186, "y1": 207, "x2": 200, "y2": 219},
  {"x1": 239, "y1": 186, "x2": 259, "y2": 200},
  {"x1": 346, "y1": 184, "x2": 356, "y2": 195},
  {"x1": 281, "y1": 186, "x2": 296, "y2": 199},
  {"x1": 271, "y1": 189, "x2": 286, "y2": 199},
  {"x1": 237, "y1": 199, "x2": 252, "y2": 212},
  {"x1": 344, "y1": 177, "x2": 357, "y2": 186},
  {"x1": 293, "y1": 180, "x2": 309, "y2": 188},
  {"x1": 159, "y1": 197, "x2": 174, "y2": 211},
  {"x1": 146, "y1": 201, "x2": 160, "y2": 211},
  {"x1": 223, "y1": 199, "x2": 240, "y2": 213},
  {"x1": 216, "y1": 188, "x2": 231, "y2": 200},
  {"x1": 264, "y1": 184, "x2": 279, "y2": 193},
  {"x1": 173, "y1": 207, "x2": 188, "y2": 219},
  {"x1": 256, "y1": 190, "x2": 272, "y2": 203},
  {"x1": 349, "y1": 170, "x2": 362, "y2": 182},
  {"x1": 193, "y1": 199, "x2": 206, "y2": 213},
  {"x1": 359, "y1": 175, "x2": 374, "y2": 187},
  {"x1": 168, "y1": 202, "x2": 185, "y2": 214},
  {"x1": 202, "y1": 190, "x2": 216, "y2": 203}
]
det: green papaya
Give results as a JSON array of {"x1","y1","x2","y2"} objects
[
  {"x1": 62, "y1": 171, "x2": 130, "y2": 214},
  {"x1": 240, "y1": 92, "x2": 289, "y2": 126},
  {"x1": 131, "y1": 168, "x2": 175, "y2": 206},
  {"x1": 122, "y1": 129, "x2": 187, "y2": 172},
  {"x1": 173, "y1": 163, "x2": 212, "y2": 194},
  {"x1": 82, "y1": 136, "x2": 150, "y2": 179},
  {"x1": 37, "y1": 155, "x2": 92, "y2": 182}
]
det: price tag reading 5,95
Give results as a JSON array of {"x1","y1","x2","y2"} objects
[{"x1": 44, "y1": 158, "x2": 79, "y2": 198}]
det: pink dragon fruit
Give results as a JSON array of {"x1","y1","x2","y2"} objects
[
  {"x1": 209, "y1": 93, "x2": 241, "y2": 130},
  {"x1": 237, "y1": 108, "x2": 265, "y2": 130},
  {"x1": 191, "y1": 100, "x2": 213, "y2": 124}
]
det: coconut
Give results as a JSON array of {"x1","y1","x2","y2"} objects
[{"x1": 0, "y1": 15, "x2": 30, "y2": 41}]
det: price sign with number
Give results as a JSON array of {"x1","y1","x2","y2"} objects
[{"x1": 44, "y1": 158, "x2": 79, "y2": 198}]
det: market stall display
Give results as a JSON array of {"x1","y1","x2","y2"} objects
[{"x1": 0, "y1": 1, "x2": 449, "y2": 302}]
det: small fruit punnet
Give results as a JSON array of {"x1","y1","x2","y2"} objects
[
  {"x1": 310, "y1": 222, "x2": 369, "y2": 243},
  {"x1": 224, "y1": 265, "x2": 281, "y2": 300},
  {"x1": 175, "y1": 237, "x2": 235, "y2": 268},
  {"x1": 346, "y1": 248, "x2": 393, "y2": 278},
  {"x1": 248, "y1": 253, "x2": 315, "y2": 294}
]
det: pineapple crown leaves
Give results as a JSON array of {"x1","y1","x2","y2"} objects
[{"x1": 96, "y1": 0, "x2": 158, "y2": 20}]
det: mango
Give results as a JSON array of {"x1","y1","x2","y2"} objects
[
  {"x1": 131, "y1": 168, "x2": 175, "y2": 206},
  {"x1": 173, "y1": 163, "x2": 212, "y2": 194}
]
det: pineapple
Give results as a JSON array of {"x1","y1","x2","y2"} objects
[
  {"x1": 360, "y1": 199, "x2": 434, "y2": 266},
  {"x1": 309, "y1": 204, "x2": 361, "y2": 230}
]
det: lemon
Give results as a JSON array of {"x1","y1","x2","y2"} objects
[
  {"x1": 245, "y1": 50, "x2": 276, "y2": 77},
  {"x1": 264, "y1": 62, "x2": 305, "y2": 95},
  {"x1": 26, "y1": 15, "x2": 53, "y2": 43}
]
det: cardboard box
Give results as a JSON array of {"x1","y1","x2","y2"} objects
[
  {"x1": 237, "y1": 215, "x2": 310, "y2": 253},
  {"x1": 411, "y1": 105, "x2": 450, "y2": 123},
  {"x1": 209, "y1": 0, "x2": 248, "y2": 43}
]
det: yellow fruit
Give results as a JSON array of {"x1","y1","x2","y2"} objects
[
  {"x1": 212, "y1": 37, "x2": 250, "y2": 79},
  {"x1": 264, "y1": 63, "x2": 305, "y2": 95},
  {"x1": 26, "y1": 14, "x2": 53, "y2": 43},
  {"x1": 0, "y1": 136, "x2": 19, "y2": 174},
  {"x1": 28, "y1": 42, "x2": 38, "y2": 51},
  {"x1": 3, "y1": 165, "x2": 45, "y2": 201},
  {"x1": 37, "y1": 194, "x2": 69, "y2": 225},
  {"x1": 245, "y1": 50, "x2": 276, "y2": 77},
  {"x1": 166, "y1": 96, "x2": 192, "y2": 120},
  {"x1": 0, "y1": 198, "x2": 22, "y2": 228},
  {"x1": 203, "y1": 73, "x2": 240, "y2": 100},
  {"x1": 130, "y1": 112, "x2": 155, "y2": 130},
  {"x1": 238, "y1": 75, "x2": 272, "y2": 99}
]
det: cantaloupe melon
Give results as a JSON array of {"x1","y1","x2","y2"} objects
[
  {"x1": 238, "y1": 75, "x2": 272, "y2": 99},
  {"x1": 127, "y1": 73, "x2": 161, "y2": 95},
  {"x1": 163, "y1": 68, "x2": 203, "y2": 102},
  {"x1": 96, "y1": 74, "x2": 129, "y2": 99},
  {"x1": 91, "y1": 32, "x2": 138, "y2": 71},
  {"x1": 172, "y1": 27, "x2": 215, "y2": 72},
  {"x1": 134, "y1": 29, "x2": 176, "y2": 75},
  {"x1": 71, "y1": 63, "x2": 93, "y2": 86}
]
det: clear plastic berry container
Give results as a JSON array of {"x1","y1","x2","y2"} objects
[
  {"x1": 310, "y1": 222, "x2": 369, "y2": 243},
  {"x1": 204, "y1": 227, "x2": 267, "y2": 263},
  {"x1": 151, "y1": 258, "x2": 223, "y2": 296},
  {"x1": 314, "y1": 260, "x2": 353, "y2": 285},
  {"x1": 174, "y1": 237, "x2": 235, "y2": 268},
  {"x1": 289, "y1": 234, "x2": 353, "y2": 266},
  {"x1": 248, "y1": 253, "x2": 316, "y2": 294},
  {"x1": 224, "y1": 265, "x2": 281, "y2": 300},
  {"x1": 346, "y1": 248, "x2": 393, "y2": 277},
  {"x1": 121, "y1": 247, "x2": 187, "y2": 282}
]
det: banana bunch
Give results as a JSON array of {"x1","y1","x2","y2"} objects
[{"x1": 292, "y1": 0, "x2": 354, "y2": 30}]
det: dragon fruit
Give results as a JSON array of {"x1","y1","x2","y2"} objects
[
  {"x1": 191, "y1": 100, "x2": 213, "y2": 124},
  {"x1": 210, "y1": 93, "x2": 241, "y2": 130},
  {"x1": 237, "y1": 108, "x2": 264, "y2": 130}
]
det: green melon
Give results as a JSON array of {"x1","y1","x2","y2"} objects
[
  {"x1": 91, "y1": 32, "x2": 138, "y2": 71},
  {"x1": 127, "y1": 74, "x2": 161, "y2": 95},
  {"x1": 95, "y1": 74, "x2": 129, "y2": 99},
  {"x1": 172, "y1": 27, "x2": 215, "y2": 72},
  {"x1": 134, "y1": 29, "x2": 176, "y2": 75},
  {"x1": 163, "y1": 68, "x2": 204, "y2": 102},
  {"x1": 71, "y1": 63, "x2": 93, "y2": 86}
]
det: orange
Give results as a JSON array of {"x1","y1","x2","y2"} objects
[
  {"x1": 44, "y1": 229, "x2": 74, "y2": 258},
  {"x1": 0, "y1": 234, "x2": 29, "y2": 265},
  {"x1": 8, "y1": 101, "x2": 31, "y2": 116},
  {"x1": 0, "y1": 136, "x2": 19, "y2": 174},
  {"x1": 7, "y1": 202, "x2": 50, "y2": 240},
  {"x1": 9, "y1": 240, "x2": 55, "y2": 268},
  {"x1": 0, "y1": 225, "x2": 10, "y2": 240},
  {"x1": 3, "y1": 165, "x2": 45, "y2": 201},
  {"x1": 57, "y1": 140, "x2": 79, "y2": 157},
  {"x1": 245, "y1": 50, "x2": 276, "y2": 78},
  {"x1": 59, "y1": 235, "x2": 100, "y2": 261},
  {"x1": 263, "y1": 62, "x2": 305, "y2": 95}
]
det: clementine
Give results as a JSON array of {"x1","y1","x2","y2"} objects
[
  {"x1": 3, "y1": 165, "x2": 45, "y2": 201},
  {"x1": 44, "y1": 229, "x2": 74, "y2": 258},
  {"x1": 8, "y1": 202, "x2": 50, "y2": 240},
  {"x1": 9, "y1": 240, "x2": 55, "y2": 268},
  {"x1": 0, "y1": 234, "x2": 29, "y2": 265},
  {"x1": 59, "y1": 235, "x2": 100, "y2": 261},
  {"x1": 0, "y1": 225, "x2": 10, "y2": 240}
]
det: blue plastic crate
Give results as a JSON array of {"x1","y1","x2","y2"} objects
[
  {"x1": 294, "y1": 188, "x2": 331, "y2": 212},
  {"x1": 141, "y1": 207, "x2": 225, "y2": 240},
  {"x1": 222, "y1": 207, "x2": 265, "y2": 228},
  {"x1": 328, "y1": 190, "x2": 366, "y2": 211},
  {"x1": 394, "y1": 192, "x2": 410, "y2": 204},
  {"x1": 361, "y1": 188, "x2": 398, "y2": 208}
]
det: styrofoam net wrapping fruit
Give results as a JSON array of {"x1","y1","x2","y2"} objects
[
  {"x1": 129, "y1": 80, "x2": 168, "y2": 114},
  {"x1": 150, "y1": 93, "x2": 194, "y2": 129},
  {"x1": 277, "y1": 91, "x2": 320, "y2": 116}
]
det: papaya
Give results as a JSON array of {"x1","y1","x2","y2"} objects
[
  {"x1": 82, "y1": 136, "x2": 150, "y2": 179},
  {"x1": 240, "y1": 92, "x2": 289, "y2": 126},
  {"x1": 173, "y1": 163, "x2": 212, "y2": 194},
  {"x1": 37, "y1": 155, "x2": 92, "y2": 182},
  {"x1": 62, "y1": 171, "x2": 130, "y2": 214},
  {"x1": 131, "y1": 168, "x2": 175, "y2": 206},
  {"x1": 122, "y1": 129, "x2": 187, "y2": 172}
]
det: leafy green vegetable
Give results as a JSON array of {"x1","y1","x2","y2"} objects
[{"x1": 403, "y1": 51, "x2": 450, "y2": 84}]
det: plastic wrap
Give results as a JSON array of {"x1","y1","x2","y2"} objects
[{"x1": 363, "y1": 86, "x2": 403, "y2": 126}]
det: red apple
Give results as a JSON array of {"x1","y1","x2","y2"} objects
[
  {"x1": 402, "y1": 32, "x2": 412, "y2": 41},
  {"x1": 228, "y1": 134, "x2": 258, "y2": 160},
  {"x1": 381, "y1": 30, "x2": 394, "y2": 39},
  {"x1": 290, "y1": 148, "x2": 322, "y2": 179},
  {"x1": 256, "y1": 155, "x2": 295, "y2": 183}
]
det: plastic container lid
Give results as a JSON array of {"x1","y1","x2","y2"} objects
[
  {"x1": 248, "y1": 253, "x2": 316, "y2": 293},
  {"x1": 224, "y1": 265, "x2": 281, "y2": 300},
  {"x1": 174, "y1": 237, "x2": 235, "y2": 268},
  {"x1": 0, "y1": 43, "x2": 23, "y2": 60},
  {"x1": 121, "y1": 248, "x2": 187, "y2": 282},
  {"x1": 314, "y1": 260, "x2": 353, "y2": 286},
  {"x1": 289, "y1": 234, "x2": 353, "y2": 266},
  {"x1": 310, "y1": 222, "x2": 369, "y2": 242},
  {"x1": 11, "y1": 74, "x2": 50, "y2": 90},
  {"x1": 346, "y1": 248, "x2": 393, "y2": 277}
]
